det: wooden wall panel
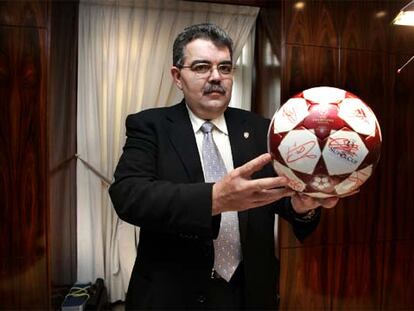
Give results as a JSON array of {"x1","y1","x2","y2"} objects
[
  {"x1": 279, "y1": 246, "x2": 335, "y2": 309},
  {"x1": 284, "y1": 0, "x2": 393, "y2": 51},
  {"x1": 258, "y1": 5, "x2": 281, "y2": 60},
  {"x1": 280, "y1": 182, "x2": 384, "y2": 249},
  {"x1": 390, "y1": 25, "x2": 414, "y2": 55},
  {"x1": 49, "y1": 0, "x2": 78, "y2": 291},
  {"x1": 279, "y1": 243, "x2": 384, "y2": 310},
  {"x1": 338, "y1": 48, "x2": 390, "y2": 241},
  {"x1": 339, "y1": 49, "x2": 388, "y2": 103},
  {"x1": 252, "y1": 7, "x2": 282, "y2": 119},
  {"x1": 283, "y1": 44, "x2": 339, "y2": 101},
  {"x1": 339, "y1": 1, "x2": 389, "y2": 52},
  {"x1": 381, "y1": 240, "x2": 414, "y2": 310},
  {"x1": 384, "y1": 52, "x2": 414, "y2": 241},
  {"x1": 284, "y1": 0, "x2": 341, "y2": 48},
  {"x1": 280, "y1": 0, "x2": 414, "y2": 309},
  {"x1": 0, "y1": 24, "x2": 49, "y2": 308},
  {"x1": 0, "y1": 260, "x2": 19, "y2": 307},
  {"x1": 329, "y1": 243, "x2": 384, "y2": 310},
  {"x1": 0, "y1": 258, "x2": 49, "y2": 308},
  {"x1": 0, "y1": 0, "x2": 48, "y2": 28},
  {"x1": 1, "y1": 0, "x2": 78, "y2": 307}
]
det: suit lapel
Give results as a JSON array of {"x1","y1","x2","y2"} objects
[
  {"x1": 165, "y1": 104, "x2": 257, "y2": 245},
  {"x1": 165, "y1": 101, "x2": 205, "y2": 183}
]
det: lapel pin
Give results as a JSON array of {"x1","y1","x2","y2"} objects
[{"x1": 243, "y1": 132, "x2": 250, "y2": 139}]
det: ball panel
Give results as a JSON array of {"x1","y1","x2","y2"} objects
[
  {"x1": 309, "y1": 175, "x2": 335, "y2": 193},
  {"x1": 268, "y1": 123, "x2": 287, "y2": 165},
  {"x1": 272, "y1": 160, "x2": 306, "y2": 192},
  {"x1": 304, "y1": 192, "x2": 337, "y2": 198},
  {"x1": 303, "y1": 103, "x2": 344, "y2": 140},
  {"x1": 273, "y1": 98, "x2": 309, "y2": 133},
  {"x1": 338, "y1": 98, "x2": 377, "y2": 136},
  {"x1": 303, "y1": 86, "x2": 346, "y2": 105},
  {"x1": 322, "y1": 130, "x2": 369, "y2": 175},
  {"x1": 335, "y1": 165, "x2": 373, "y2": 195},
  {"x1": 278, "y1": 129, "x2": 321, "y2": 174},
  {"x1": 298, "y1": 171, "x2": 347, "y2": 195}
]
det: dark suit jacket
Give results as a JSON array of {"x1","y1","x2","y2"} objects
[{"x1": 109, "y1": 101, "x2": 320, "y2": 309}]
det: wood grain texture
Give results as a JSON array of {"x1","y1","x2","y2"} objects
[
  {"x1": 282, "y1": 44, "x2": 339, "y2": 105},
  {"x1": 0, "y1": 22, "x2": 49, "y2": 310},
  {"x1": 384, "y1": 52, "x2": 414, "y2": 241},
  {"x1": 0, "y1": 0, "x2": 48, "y2": 28},
  {"x1": 279, "y1": 177, "x2": 384, "y2": 248},
  {"x1": 279, "y1": 243, "x2": 384, "y2": 310},
  {"x1": 381, "y1": 240, "x2": 414, "y2": 310},
  {"x1": 339, "y1": 1, "x2": 389, "y2": 52},
  {"x1": 0, "y1": 23, "x2": 47, "y2": 266},
  {"x1": 0, "y1": 257, "x2": 49, "y2": 308},
  {"x1": 280, "y1": 1, "x2": 414, "y2": 309},
  {"x1": 252, "y1": 7, "x2": 282, "y2": 119},
  {"x1": 258, "y1": 6, "x2": 281, "y2": 60},
  {"x1": 284, "y1": 0, "x2": 340, "y2": 48},
  {"x1": 284, "y1": 1, "x2": 406, "y2": 52},
  {"x1": 49, "y1": 0, "x2": 78, "y2": 289}
]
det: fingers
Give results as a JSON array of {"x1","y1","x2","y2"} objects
[
  {"x1": 212, "y1": 173, "x2": 293, "y2": 214},
  {"x1": 318, "y1": 197, "x2": 339, "y2": 209},
  {"x1": 291, "y1": 193, "x2": 320, "y2": 213},
  {"x1": 292, "y1": 192, "x2": 341, "y2": 213},
  {"x1": 337, "y1": 189, "x2": 360, "y2": 198},
  {"x1": 252, "y1": 176, "x2": 290, "y2": 190},
  {"x1": 237, "y1": 153, "x2": 272, "y2": 178},
  {"x1": 254, "y1": 187, "x2": 295, "y2": 204}
]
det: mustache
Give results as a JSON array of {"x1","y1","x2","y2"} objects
[{"x1": 203, "y1": 84, "x2": 226, "y2": 95}]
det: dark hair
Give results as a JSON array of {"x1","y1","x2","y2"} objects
[{"x1": 173, "y1": 23, "x2": 233, "y2": 67}]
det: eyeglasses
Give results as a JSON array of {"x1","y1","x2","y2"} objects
[{"x1": 178, "y1": 62, "x2": 234, "y2": 77}]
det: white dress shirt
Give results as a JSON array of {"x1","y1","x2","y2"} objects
[{"x1": 186, "y1": 105, "x2": 235, "y2": 174}]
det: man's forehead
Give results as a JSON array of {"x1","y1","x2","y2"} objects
[{"x1": 183, "y1": 38, "x2": 231, "y2": 61}]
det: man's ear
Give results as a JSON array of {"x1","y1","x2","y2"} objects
[{"x1": 171, "y1": 66, "x2": 183, "y2": 90}]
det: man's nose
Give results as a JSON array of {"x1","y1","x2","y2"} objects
[{"x1": 208, "y1": 67, "x2": 222, "y2": 81}]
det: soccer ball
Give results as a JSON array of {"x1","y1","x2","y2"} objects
[{"x1": 267, "y1": 86, "x2": 382, "y2": 198}]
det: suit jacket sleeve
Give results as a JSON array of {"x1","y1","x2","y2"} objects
[
  {"x1": 255, "y1": 117, "x2": 321, "y2": 241},
  {"x1": 109, "y1": 111, "x2": 215, "y2": 239},
  {"x1": 275, "y1": 198, "x2": 321, "y2": 241},
  {"x1": 227, "y1": 109, "x2": 320, "y2": 242}
]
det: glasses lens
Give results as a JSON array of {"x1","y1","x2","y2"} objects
[
  {"x1": 187, "y1": 63, "x2": 233, "y2": 76},
  {"x1": 191, "y1": 63, "x2": 211, "y2": 74},
  {"x1": 218, "y1": 64, "x2": 233, "y2": 75}
]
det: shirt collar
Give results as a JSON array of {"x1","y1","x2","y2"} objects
[{"x1": 186, "y1": 104, "x2": 229, "y2": 135}]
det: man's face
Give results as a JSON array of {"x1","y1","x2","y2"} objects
[{"x1": 171, "y1": 38, "x2": 233, "y2": 120}]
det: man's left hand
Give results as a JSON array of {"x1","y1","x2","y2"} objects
[{"x1": 291, "y1": 193, "x2": 339, "y2": 214}]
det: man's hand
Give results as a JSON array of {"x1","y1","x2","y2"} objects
[
  {"x1": 291, "y1": 193, "x2": 339, "y2": 215},
  {"x1": 212, "y1": 153, "x2": 294, "y2": 215},
  {"x1": 290, "y1": 188, "x2": 359, "y2": 214}
]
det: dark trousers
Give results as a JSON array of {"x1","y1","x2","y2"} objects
[
  {"x1": 206, "y1": 263, "x2": 245, "y2": 310},
  {"x1": 125, "y1": 264, "x2": 246, "y2": 310}
]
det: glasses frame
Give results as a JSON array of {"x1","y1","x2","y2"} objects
[{"x1": 177, "y1": 62, "x2": 235, "y2": 77}]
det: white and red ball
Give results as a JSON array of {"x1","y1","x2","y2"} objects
[{"x1": 268, "y1": 86, "x2": 382, "y2": 198}]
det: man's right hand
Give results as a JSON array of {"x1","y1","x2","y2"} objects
[{"x1": 212, "y1": 153, "x2": 294, "y2": 215}]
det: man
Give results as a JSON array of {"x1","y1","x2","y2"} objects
[{"x1": 109, "y1": 23, "x2": 338, "y2": 310}]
